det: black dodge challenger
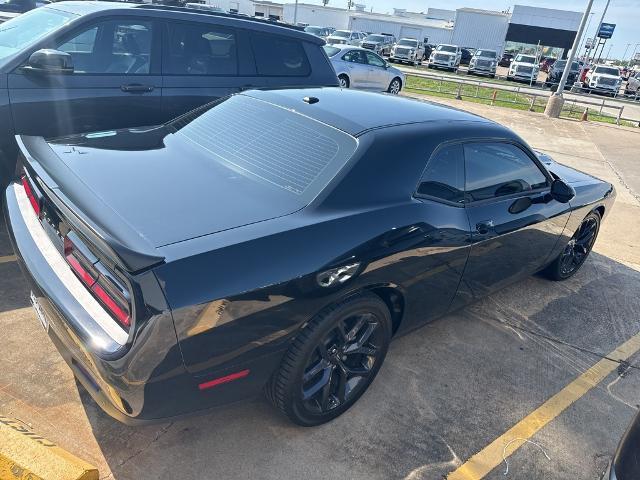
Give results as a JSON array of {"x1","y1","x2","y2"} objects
[{"x1": 4, "y1": 88, "x2": 615, "y2": 426}]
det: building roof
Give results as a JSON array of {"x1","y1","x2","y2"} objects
[
  {"x1": 242, "y1": 87, "x2": 491, "y2": 136},
  {"x1": 456, "y1": 7, "x2": 510, "y2": 17}
]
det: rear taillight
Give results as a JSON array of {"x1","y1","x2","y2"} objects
[
  {"x1": 64, "y1": 234, "x2": 131, "y2": 329},
  {"x1": 21, "y1": 175, "x2": 41, "y2": 217}
]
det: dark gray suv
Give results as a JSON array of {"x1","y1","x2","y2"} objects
[{"x1": 0, "y1": 1, "x2": 338, "y2": 183}]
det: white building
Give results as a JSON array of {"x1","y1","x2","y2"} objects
[
  {"x1": 451, "y1": 8, "x2": 510, "y2": 54},
  {"x1": 199, "y1": 0, "x2": 254, "y2": 15},
  {"x1": 253, "y1": 0, "x2": 283, "y2": 20},
  {"x1": 282, "y1": 3, "x2": 350, "y2": 29},
  {"x1": 349, "y1": 12, "x2": 453, "y2": 45}
]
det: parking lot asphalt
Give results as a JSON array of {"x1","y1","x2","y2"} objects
[{"x1": 1, "y1": 102, "x2": 640, "y2": 480}]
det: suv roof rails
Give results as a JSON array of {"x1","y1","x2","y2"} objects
[{"x1": 134, "y1": 4, "x2": 305, "y2": 31}]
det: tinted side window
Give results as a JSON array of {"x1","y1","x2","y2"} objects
[
  {"x1": 342, "y1": 50, "x2": 366, "y2": 64},
  {"x1": 250, "y1": 33, "x2": 311, "y2": 76},
  {"x1": 164, "y1": 23, "x2": 237, "y2": 75},
  {"x1": 464, "y1": 143, "x2": 548, "y2": 202},
  {"x1": 417, "y1": 144, "x2": 465, "y2": 204},
  {"x1": 365, "y1": 51, "x2": 385, "y2": 67},
  {"x1": 57, "y1": 20, "x2": 152, "y2": 74}
]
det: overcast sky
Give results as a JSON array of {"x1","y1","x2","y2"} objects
[{"x1": 307, "y1": 0, "x2": 639, "y2": 59}]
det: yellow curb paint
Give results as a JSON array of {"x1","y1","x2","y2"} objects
[
  {"x1": 447, "y1": 332, "x2": 640, "y2": 480},
  {"x1": 0, "y1": 255, "x2": 16, "y2": 264},
  {"x1": 0, "y1": 416, "x2": 98, "y2": 480}
]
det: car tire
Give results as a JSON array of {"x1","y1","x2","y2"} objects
[
  {"x1": 542, "y1": 211, "x2": 601, "y2": 281},
  {"x1": 266, "y1": 293, "x2": 392, "y2": 426},
  {"x1": 388, "y1": 77, "x2": 402, "y2": 94},
  {"x1": 338, "y1": 74, "x2": 350, "y2": 88}
]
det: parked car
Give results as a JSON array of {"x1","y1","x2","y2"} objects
[
  {"x1": 498, "y1": 52, "x2": 514, "y2": 67},
  {"x1": 5, "y1": 87, "x2": 614, "y2": 425},
  {"x1": 625, "y1": 70, "x2": 640, "y2": 97},
  {"x1": 0, "y1": 1, "x2": 339, "y2": 186},
  {"x1": 604, "y1": 409, "x2": 640, "y2": 480},
  {"x1": 459, "y1": 47, "x2": 474, "y2": 66},
  {"x1": 380, "y1": 32, "x2": 396, "y2": 45},
  {"x1": 467, "y1": 49, "x2": 497, "y2": 77},
  {"x1": 326, "y1": 30, "x2": 362, "y2": 46},
  {"x1": 423, "y1": 43, "x2": 434, "y2": 61},
  {"x1": 303, "y1": 25, "x2": 331, "y2": 40},
  {"x1": 324, "y1": 45, "x2": 404, "y2": 94},
  {"x1": 428, "y1": 43, "x2": 461, "y2": 71},
  {"x1": 360, "y1": 34, "x2": 393, "y2": 56},
  {"x1": 584, "y1": 64, "x2": 622, "y2": 96},
  {"x1": 389, "y1": 38, "x2": 425, "y2": 66},
  {"x1": 507, "y1": 53, "x2": 540, "y2": 83},
  {"x1": 0, "y1": 0, "x2": 36, "y2": 14},
  {"x1": 544, "y1": 59, "x2": 580, "y2": 91}
]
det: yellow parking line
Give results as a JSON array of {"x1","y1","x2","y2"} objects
[
  {"x1": 0, "y1": 254, "x2": 16, "y2": 264},
  {"x1": 447, "y1": 332, "x2": 640, "y2": 480}
]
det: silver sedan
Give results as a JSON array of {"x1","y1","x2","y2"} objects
[{"x1": 324, "y1": 45, "x2": 406, "y2": 94}]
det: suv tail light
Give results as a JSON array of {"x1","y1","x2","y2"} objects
[{"x1": 64, "y1": 234, "x2": 131, "y2": 329}]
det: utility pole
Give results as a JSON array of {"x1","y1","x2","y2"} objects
[
  {"x1": 545, "y1": 0, "x2": 594, "y2": 118},
  {"x1": 586, "y1": 0, "x2": 611, "y2": 67},
  {"x1": 293, "y1": 0, "x2": 298, "y2": 24},
  {"x1": 622, "y1": 43, "x2": 631, "y2": 63},
  {"x1": 605, "y1": 43, "x2": 613, "y2": 62}
]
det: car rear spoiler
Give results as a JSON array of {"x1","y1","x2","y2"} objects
[{"x1": 16, "y1": 135, "x2": 165, "y2": 273}]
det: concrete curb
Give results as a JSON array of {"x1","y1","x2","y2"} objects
[{"x1": 0, "y1": 416, "x2": 98, "y2": 480}]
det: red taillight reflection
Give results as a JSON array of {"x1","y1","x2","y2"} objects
[
  {"x1": 21, "y1": 176, "x2": 40, "y2": 217},
  {"x1": 91, "y1": 283, "x2": 130, "y2": 327},
  {"x1": 198, "y1": 369, "x2": 250, "y2": 391}
]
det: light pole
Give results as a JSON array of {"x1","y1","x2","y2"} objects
[
  {"x1": 605, "y1": 43, "x2": 613, "y2": 62},
  {"x1": 545, "y1": 0, "x2": 595, "y2": 118},
  {"x1": 622, "y1": 43, "x2": 631, "y2": 63},
  {"x1": 581, "y1": 12, "x2": 595, "y2": 58},
  {"x1": 586, "y1": 0, "x2": 612, "y2": 67},
  {"x1": 293, "y1": 0, "x2": 298, "y2": 24}
]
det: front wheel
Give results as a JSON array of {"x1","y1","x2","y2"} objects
[
  {"x1": 266, "y1": 294, "x2": 392, "y2": 426},
  {"x1": 388, "y1": 78, "x2": 402, "y2": 94},
  {"x1": 543, "y1": 211, "x2": 601, "y2": 281},
  {"x1": 338, "y1": 74, "x2": 350, "y2": 88}
]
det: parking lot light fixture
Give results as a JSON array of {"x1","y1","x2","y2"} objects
[{"x1": 545, "y1": 0, "x2": 595, "y2": 118}]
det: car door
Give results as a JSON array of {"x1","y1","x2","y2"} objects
[
  {"x1": 8, "y1": 17, "x2": 162, "y2": 138},
  {"x1": 408, "y1": 143, "x2": 472, "y2": 323},
  {"x1": 364, "y1": 51, "x2": 389, "y2": 91},
  {"x1": 161, "y1": 20, "x2": 245, "y2": 120},
  {"x1": 340, "y1": 49, "x2": 368, "y2": 88},
  {"x1": 460, "y1": 141, "x2": 571, "y2": 298}
]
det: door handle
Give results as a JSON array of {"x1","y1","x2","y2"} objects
[
  {"x1": 121, "y1": 84, "x2": 154, "y2": 93},
  {"x1": 475, "y1": 220, "x2": 494, "y2": 235}
]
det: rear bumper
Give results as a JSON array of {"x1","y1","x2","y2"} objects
[{"x1": 4, "y1": 181, "x2": 280, "y2": 424}]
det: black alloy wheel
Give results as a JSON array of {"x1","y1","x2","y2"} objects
[
  {"x1": 544, "y1": 211, "x2": 601, "y2": 280},
  {"x1": 267, "y1": 294, "x2": 392, "y2": 426}
]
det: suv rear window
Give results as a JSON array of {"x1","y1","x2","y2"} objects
[
  {"x1": 172, "y1": 94, "x2": 357, "y2": 201},
  {"x1": 250, "y1": 33, "x2": 311, "y2": 76}
]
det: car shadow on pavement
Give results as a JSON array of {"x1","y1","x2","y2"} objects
[{"x1": 77, "y1": 251, "x2": 640, "y2": 480}]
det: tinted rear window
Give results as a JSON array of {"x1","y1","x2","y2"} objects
[
  {"x1": 250, "y1": 33, "x2": 311, "y2": 76},
  {"x1": 172, "y1": 95, "x2": 357, "y2": 202}
]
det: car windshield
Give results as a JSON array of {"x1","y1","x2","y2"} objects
[
  {"x1": 304, "y1": 26, "x2": 324, "y2": 35},
  {"x1": 437, "y1": 45, "x2": 456, "y2": 53},
  {"x1": 398, "y1": 39, "x2": 418, "y2": 47},
  {"x1": 365, "y1": 35, "x2": 385, "y2": 42},
  {"x1": 515, "y1": 54, "x2": 536, "y2": 64},
  {"x1": 475, "y1": 50, "x2": 496, "y2": 58},
  {"x1": 171, "y1": 94, "x2": 358, "y2": 203},
  {"x1": 323, "y1": 45, "x2": 340, "y2": 57},
  {"x1": 594, "y1": 66, "x2": 620, "y2": 76},
  {"x1": 554, "y1": 60, "x2": 580, "y2": 71},
  {"x1": 0, "y1": 7, "x2": 75, "y2": 60},
  {"x1": 332, "y1": 30, "x2": 350, "y2": 38}
]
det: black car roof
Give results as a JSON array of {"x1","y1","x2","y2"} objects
[
  {"x1": 242, "y1": 88, "x2": 494, "y2": 136},
  {"x1": 45, "y1": 1, "x2": 322, "y2": 44}
]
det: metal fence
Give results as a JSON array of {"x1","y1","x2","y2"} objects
[{"x1": 404, "y1": 70, "x2": 640, "y2": 127}]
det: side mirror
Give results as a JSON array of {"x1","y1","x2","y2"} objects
[
  {"x1": 550, "y1": 178, "x2": 575, "y2": 203},
  {"x1": 24, "y1": 49, "x2": 74, "y2": 74}
]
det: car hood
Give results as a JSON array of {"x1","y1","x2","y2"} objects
[
  {"x1": 512, "y1": 62, "x2": 536, "y2": 67},
  {"x1": 535, "y1": 151, "x2": 598, "y2": 185},
  {"x1": 43, "y1": 126, "x2": 305, "y2": 247},
  {"x1": 592, "y1": 73, "x2": 619, "y2": 79}
]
